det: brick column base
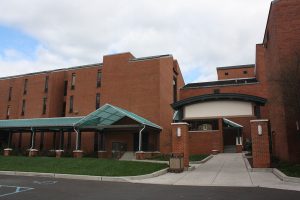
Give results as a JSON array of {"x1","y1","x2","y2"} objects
[
  {"x1": 28, "y1": 149, "x2": 39, "y2": 157},
  {"x1": 98, "y1": 151, "x2": 108, "y2": 159},
  {"x1": 135, "y1": 151, "x2": 145, "y2": 160},
  {"x1": 73, "y1": 150, "x2": 83, "y2": 158},
  {"x1": 236, "y1": 145, "x2": 243, "y2": 153},
  {"x1": 3, "y1": 148, "x2": 12, "y2": 156},
  {"x1": 55, "y1": 150, "x2": 64, "y2": 158}
]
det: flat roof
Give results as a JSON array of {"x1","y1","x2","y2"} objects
[
  {"x1": 217, "y1": 64, "x2": 255, "y2": 70},
  {"x1": 183, "y1": 78, "x2": 258, "y2": 89}
]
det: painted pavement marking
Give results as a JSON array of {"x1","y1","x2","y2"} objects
[{"x1": 0, "y1": 185, "x2": 34, "y2": 198}]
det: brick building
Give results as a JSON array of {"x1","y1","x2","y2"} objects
[{"x1": 0, "y1": 0, "x2": 299, "y2": 162}]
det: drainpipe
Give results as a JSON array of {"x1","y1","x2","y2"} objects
[
  {"x1": 138, "y1": 125, "x2": 146, "y2": 152},
  {"x1": 30, "y1": 127, "x2": 35, "y2": 150},
  {"x1": 74, "y1": 127, "x2": 80, "y2": 151}
]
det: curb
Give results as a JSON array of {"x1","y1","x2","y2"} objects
[
  {"x1": 273, "y1": 168, "x2": 300, "y2": 184},
  {"x1": 0, "y1": 168, "x2": 169, "y2": 183},
  {"x1": 190, "y1": 155, "x2": 213, "y2": 165},
  {"x1": 242, "y1": 154, "x2": 300, "y2": 184}
]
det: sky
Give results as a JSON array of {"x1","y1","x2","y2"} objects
[{"x1": 0, "y1": 0, "x2": 273, "y2": 83}]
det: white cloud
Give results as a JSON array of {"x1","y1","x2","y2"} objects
[{"x1": 0, "y1": 0, "x2": 273, "y2": 82}]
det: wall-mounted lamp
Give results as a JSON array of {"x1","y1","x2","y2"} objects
[
  {"x1": 258, "y1": 125, "x2": 263, "y2": 136},
  {"x1": 177, "y1": 127, "x2": 181, "y2": 137}
]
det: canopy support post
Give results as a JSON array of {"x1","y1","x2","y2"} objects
[
  {"x1": 138, "y1": 125, "x2": 146, "y2": 152},
  {"x1": 30, "y1": 128, "x2": 36, "y2": 150}
]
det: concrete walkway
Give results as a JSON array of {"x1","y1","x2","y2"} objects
[{"x1": 134, "y1": 153, "x2": 300, "y2": 191}]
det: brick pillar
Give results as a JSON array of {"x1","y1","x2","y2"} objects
[
  {"x1": 250, "y1": 119, "x2": 271, "y2": 168},
  {"x1": 171, "y1": 123, "x2": 189, "y2": 168}
]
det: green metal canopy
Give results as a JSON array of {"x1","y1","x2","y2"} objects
[
  {"x1": 0, "y1": 104, "x2": 161, "y2": 131},
  {"x1": 75, "y1": 104, "x2": 162, "y2": 130},
  {"x1": 0, "y1": 117, "x2": 83, "y2": 129},
  {"x1": 223, "y1": 118, "x2": 243, "y2": 128}
]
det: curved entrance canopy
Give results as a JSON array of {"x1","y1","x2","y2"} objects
[{"x1": 172, "y1": 93, "x2": 267, "y2": 110}]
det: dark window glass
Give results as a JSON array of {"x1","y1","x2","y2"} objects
[
  {"x1": 71, "y1": 73, "x2": 76, "y2": 90},
  {"x1": 173, "y1": 76, "x2": 177, "y2": 103},
  {"x1": 96, "y1": 70, "x2": 101, "y2": 87},
  {"x1": 187, "y1": 119, "x2": 219, "y2": 131},
  {"x1": 243, "y1": 71, "x2": 248, "y2": 74},
  {"x1": 96, "y1": 93, "x2": 100, "y2": 109},
  {"x1": 64, "y1": 81, "x2": 68, "y2": 96},
  {"x1": 23, "y1": 79, "x2": 28, "y2": 95},
  {"x1": 8, "y1": 87, "x2": 12, "y2": 101},
  {"x1": 225, "y1": 72, "x2": 229, "y2": 76},
  {"x1": 44, "y1": 76, "x2": 49, "y2": 93},
  {"x1": 21, "y1": 99, "x2": 26, "y2": 116},
  {"x1": 213, "y1": 89, "x2": 220, "y2": 94},
  {"x1": 6, "y1": 106, "x2": 11, "y2": 119},
  {"x1": 254, "y1": 105, "x2": 261, "y2": 118},
  {"x1": 42, "y1": 97, "x2": 47, "y2": 114},
  {"x1": 69, "y1": 96, "x2": 74, "y2": 113}
]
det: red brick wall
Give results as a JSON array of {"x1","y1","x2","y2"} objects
[
  {"x1": 217, "y1": 66, "x2": 255, "y2": 80},
  {"x1": 251, "y1": 120, "x2": 271, "y2": 168},
  {"x1": 261, "y1": 0, "x2": 300, "y2": 162}
]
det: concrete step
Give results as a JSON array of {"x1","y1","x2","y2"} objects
[
  {"x1": 224, "y1": 145, "x2": 236, "y2": 153},
  {"x1": 119, "y1": 151, "x2": 135, "y2": 160}
]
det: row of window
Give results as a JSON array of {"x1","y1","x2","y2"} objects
[
  {"x1": 6, "y1": 70, "x2": 102, "y2": 101},
  {"x1": 68, "y1": 93, "x2": 101, "y2": 114},
  {"x1": 70, "y1": 70, "x2": 102, "y2": 90},
  {"x1": 6, "y1": 93, "x2": 101, "y2": 118},
  {"x1": 224, "y1": 71, "x2": 248, "y2": 76}
]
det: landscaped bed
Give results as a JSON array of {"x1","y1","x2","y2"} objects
[
  {"x1": 0, "y1": 156, "x2": 168, "y2": 177},
  {"x1": 276, "y1": 162, "x2": 300, "y2": 178}
]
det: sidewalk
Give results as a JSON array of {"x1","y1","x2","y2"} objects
[{"x1": 133, "y1": 153, "x2": 300, "y2": 191}]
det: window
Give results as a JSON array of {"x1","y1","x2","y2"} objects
[
  {"x1": 23, "y1": 79, "x2": 28, "y2": 95},
  {"x1": 254, "y1": 105, "x2": 261, "y2": 118},
  {"x1": 69, "y1": 96, "x2": 74, "y2": 113},
  {"x1": 64, "y1": 81, "x2": 68, "y2": 96},
  {"x1": 71, "y1": 73, "x2": 76, "y2": 90},
  {"x1": 188, "y1": 119, "x2": 219, "y2": 131},
  {"x1": 225, "y1": 72, "x2": 229, "y2": 76},
  {"x1": 173, "y1": 76, "x2": 177, "y2": 103},
  {"x1": 21, "y1": 99, "x2": 26, "y2": 116},
  {"x1": 96, "y1": 93, "x2": 100, "y2": 109},
  {"x1": 44, "y1": 76, "x2": 49, "y2": 93},
  {"x1": 42, "y1": 97, "x2": 47, "y2": 114},
  {"x1": 213, "y1": 89, "x2": 220, "y2": 94},
  {"x1": 8, "y1": 87, "x2": 12, "y2": 101},
  {"x1": 6, "y1": 106, "x2": 11, "y2": 119},
  {"x1": 96, "y1": 70, "x2": 101, "y2": 87},
  {"x1": 243, "y1": 71, "x2": 248, "y2": 74}
]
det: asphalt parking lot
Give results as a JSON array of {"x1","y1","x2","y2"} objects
[{"x1": 0, "y1": 175, "x2": 300, "y2": 200}]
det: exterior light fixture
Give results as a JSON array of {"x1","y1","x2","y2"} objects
[
  {"x1": 177, "y1": 127, "x2": 181, "y2": 137},
  {"x1": 258, "y1": 125, "x2": 263, "y2": 136}
]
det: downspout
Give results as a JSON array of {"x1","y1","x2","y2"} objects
[
  {"x1": 74, "y1": 127, "x2": 80, "y2": 151},
  {"x1": 138, "y1": 124, "x2": 146, "y2": 152},
  {"x1": 30, "y1": 127, "x2": 35, "y2": 150}
]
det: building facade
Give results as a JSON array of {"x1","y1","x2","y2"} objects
[{"x1": 0, "y1": 0, "x2": 299, "y2": 162}]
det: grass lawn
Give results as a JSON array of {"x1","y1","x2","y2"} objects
[
  {"x1": 189, "y1": 154, "x2": 209, "y2": 162},
  {"x1": 276, "y1": 162, "x2": 300, "y2": 178},
  {"x1": 148, "y1": 154, "x2": 209, "y2": 162},
  {"x1": 0, "y1": 156, "x2": 168, "y2": 177}
]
